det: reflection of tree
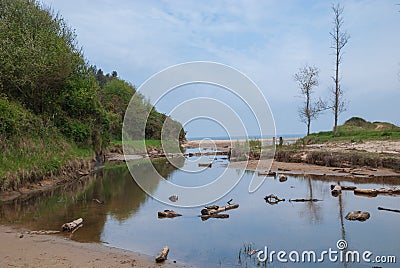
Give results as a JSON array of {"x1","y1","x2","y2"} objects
[
  {"x1": 299, "y1": 176, "x2": 322, "y2": 223},
  {"x1": 0, "y1": 158, "x2": 182, "y2": 243},
  {"x1": 337, "y1": 181, "x2": 348, "y2": 268}
]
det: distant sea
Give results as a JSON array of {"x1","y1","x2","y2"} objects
[{"x1": 186, "y1": 134, "x2": 305, "y2": 141}]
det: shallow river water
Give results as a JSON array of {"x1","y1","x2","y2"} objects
[{"x1": 1, "y1": 152, "x2": 399, "y2": 267}]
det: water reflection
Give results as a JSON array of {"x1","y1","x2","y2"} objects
[
  {"x1": 0, "y1": 158, "x2": 182, "y2": 242},
  {"x1": 0, "y1": 156, "x2": 399, "y2": 267}
]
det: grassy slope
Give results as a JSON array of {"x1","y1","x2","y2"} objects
[
  {"x1": 0, "y1": 97, "x2": 93, "y2": 191},
  {"x1": 303, "y1": 117, "x2": 400, "y2": 144},
  {"x1": 274, "y1": 118, "x2": 400, "y2": 171}
]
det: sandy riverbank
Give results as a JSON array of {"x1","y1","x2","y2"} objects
[
  {"x1": 0, "y1": 225, "x2": 188, "y2": 268},
  {"x1": 183, "y1": 139, "x2": 399, "y2": 177},
  {"x1": 229, "y1": 160, "x2": 400, "y2": 177}
]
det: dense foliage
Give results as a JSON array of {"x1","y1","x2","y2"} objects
[{"x1": 0, "y1": 0, "x2": 185, "y2": 151}]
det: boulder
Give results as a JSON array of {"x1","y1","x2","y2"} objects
[{"x1": 345, "y1": 211, "x2": 370, "y2": 222}]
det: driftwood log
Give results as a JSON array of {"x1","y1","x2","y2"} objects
[
  {"x1": 258, "y1": 171, "x2": 276, "y2": 177},
  {"x1": 354, "y1": 189, "x2": 378, "y2": 197},
  {"x1": 264, "y1": 194, "x2": 285, "y2": 205},
  {"x1": 331, "y1": 184, "x2": 357, "y2": 191},
  {"x1": 201, "y1": 214, "x2": 229, "y2": 221},
  {"x1": 355, "y1": 187, "x2": 400, "y2": 197},
  {"x1": 289, "y1": 198, "x2": 321, "y2": 202},
  {"x1": 378, "y1": 207, "x2": 400, "y2": 213},
  {"x1": 198, "y1": 163, "x2": 212, "y2": 168},
  {"x1": 345, "y1": 211, "x2": 370, "y2": 221},
  {"x1": 201, "y1": 204, "x2": 239, "y2": 215},
  {"x1": 62, "y1": 218, "x2": 83, "y2": 232},
  {"x1": 158, "y1": 210, "x2": 182, "y2": 218},
  {"x1": 155, "y1": 246, "x2": 169, "y2": 263}
]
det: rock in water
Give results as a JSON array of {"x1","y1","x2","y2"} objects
[
  {"x1": 345, "y1": 211, "x2": 370, "y2": 221},
  {"x1": 279, "y1": 174, "x2": 287, "y2": 182},
  {"x1": 168, "y1": 195, "x2": 178, "y2": 202}
]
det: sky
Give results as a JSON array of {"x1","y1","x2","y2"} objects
[{"x1": 40, "y1": 0, "x2": 400, "y2": 138}]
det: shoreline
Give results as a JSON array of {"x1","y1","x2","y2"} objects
[
  {"x1": 229, "y1": 160, "x2": 400, "y2": 178},
  {"x1": 0, "y1": 225, "x2": 187, "y2": 268}
]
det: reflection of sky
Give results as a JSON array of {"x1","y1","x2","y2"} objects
[{"x1": 101, "y1": 161, "x2": 400, "y2": 268}]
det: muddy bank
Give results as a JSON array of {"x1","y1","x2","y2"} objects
[
  {"x1": 0, "y1": 225, "x2": 185, "y2": 268},
  {"x1": 0, "y1": 158, "x2": 94, "y2": 202}
]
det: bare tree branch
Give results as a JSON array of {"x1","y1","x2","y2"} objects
[
  {"x1": 294, "y1": 64, "x2": 327, "y2": 135},
  {"x1": 330, "y1": 3, "x2": 350, "y2": 135}
]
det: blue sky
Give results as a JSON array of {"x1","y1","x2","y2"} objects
[{"x1": 41, "y1": 0, "x2": 400, "y2": 137}]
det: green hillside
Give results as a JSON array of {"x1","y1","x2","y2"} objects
[
  {"x1": 304, "y1": 117, "x2": 400, "y2": 143},
  {"x1": 0, "y1": 0, "x2": 185, "y2": 191}
]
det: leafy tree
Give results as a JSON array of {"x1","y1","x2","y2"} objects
[{"x1": 100, "y1": 79, "x2": 135, "y2": 138}]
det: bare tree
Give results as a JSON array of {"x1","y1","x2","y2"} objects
[
  {"x1": 294, "y1": 65, "x2": 326, "y2": 135},
  {"x1": 330, "y1": 3, "x2": 350, "y2": 135}
]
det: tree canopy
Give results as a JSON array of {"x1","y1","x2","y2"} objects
[{"x1": 0, "y1": 0, "x2": 185, "y2": 152}]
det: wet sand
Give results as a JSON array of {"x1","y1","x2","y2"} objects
[{"x1": 0, "y1": 225, "x2": 187, "y2": 268}]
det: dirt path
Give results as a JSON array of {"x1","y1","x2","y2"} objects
[{"x1": 0, "y1": 225, "x2": 187, "y2": 268}]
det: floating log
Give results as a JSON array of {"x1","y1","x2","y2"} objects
[
  {"x1": 354, "y1": 189, "x2": 378, "y2": 196},
  {"x1": 331, "y1": 184, "x2": 356, "y2": 191},
  {"x1": 258, "y1": 171, "x2": 276, "y2": 177},
  {"x1": 155, "y1": 246, "x2": 169, "y2": 263},
  {"x1": 375, "y1": 187, "x2": 400, "y2": 194},
  {"x1": 201, "y1": 214, "x2": 229, "y2": 221},
  {"x1": 201, "y1": 203, "x2": 239, "y2": 215},
  {"x1": 279, "y1": 174, "x2": 287, "y2": 182},
  {"x1": 345, "y1": 211, "x2": 370, "y2": 221},
  {"x1": 377, "y1": 207, "x2": 400, "y2": 213},
  {"x1": 198, "y1": 163, "x2": 212, "y2": 168},
  {"x1": 62, "y1": 218, "x2": 83, "y2": 232},
  {"x1": 264, "y1": 194, "x2": 285, "y2": 205},
  {"x1": 158, "y1": 210, "x2": 182, "y2": 218},
  {"x1": 205, "y1": 205, "x2": 219, "y2": 210},
  {"x1": 289, "y1": 198, "x2": 321, "y2": 202},
  {"x1": 355, "y1": 187, "x2": 400, "y2": 197}
]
